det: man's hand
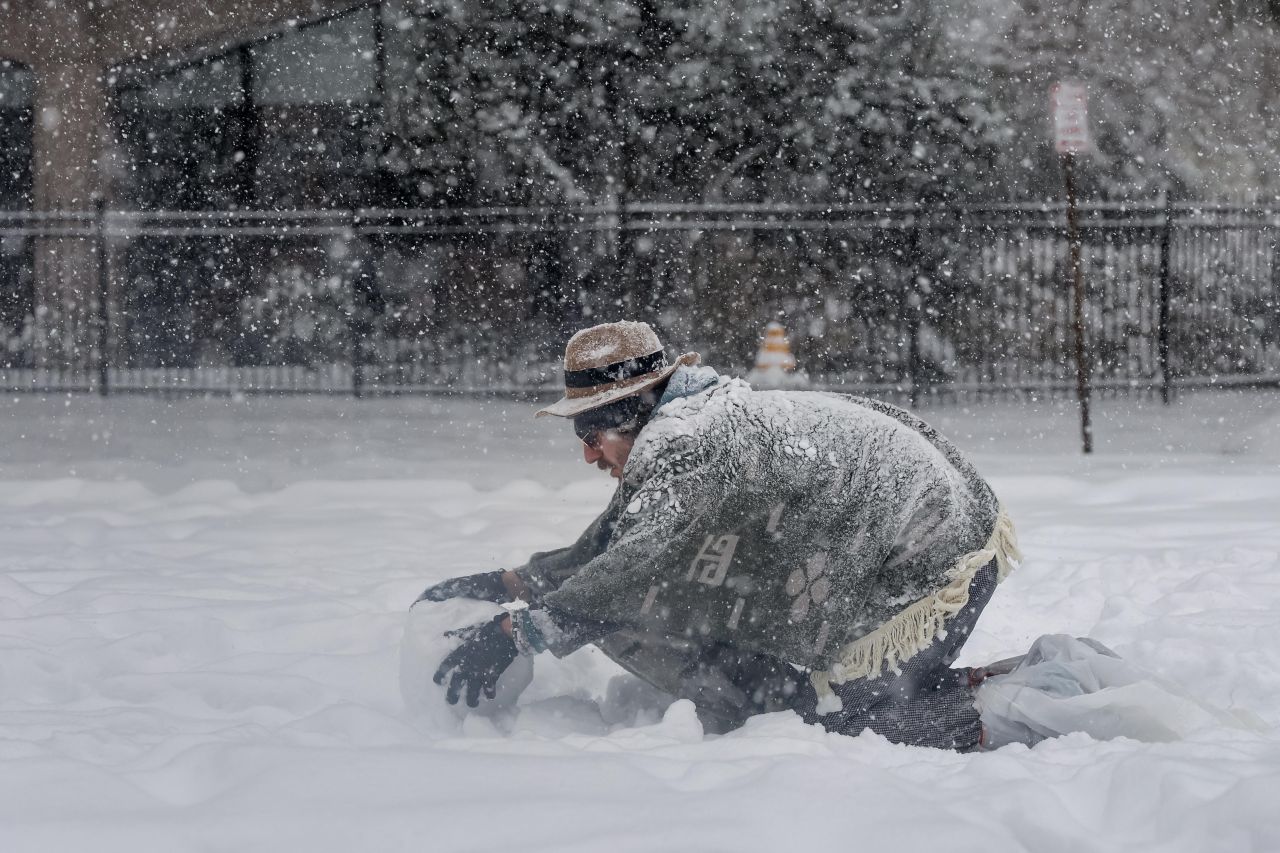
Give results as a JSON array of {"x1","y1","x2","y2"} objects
[
  {"x1": 432, "y1": 615, "x2": 519, "y2": 707},
  {"x1": 414, "y1": 571, "x2": 509, "y2": 605}
]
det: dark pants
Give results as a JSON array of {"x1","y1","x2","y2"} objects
[
  {"x1": 597, "y1": 561, "x2": 998, "y2": 748},
  {"x1": 790, "y1": 560, "x2": 998, "y2": 750}
]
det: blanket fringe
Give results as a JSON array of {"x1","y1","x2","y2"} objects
[{"x1": 810, "y1": 508, "x2": 1021, "y2": 704}]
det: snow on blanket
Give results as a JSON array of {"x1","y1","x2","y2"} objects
[{"x1": 1, "y1": 393, "x2": 1279, "y2": 852}]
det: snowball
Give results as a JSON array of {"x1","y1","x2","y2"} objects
[{"x1": 399, "y1": 598, "x2": 534, "y2": 727}]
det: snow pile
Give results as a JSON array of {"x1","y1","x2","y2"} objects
[{"x1": 1, "y1": 392, "x2": 1279, "y2": 851}]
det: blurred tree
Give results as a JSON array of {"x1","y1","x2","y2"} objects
[
  {"x1": 384, "y1": 0, "x2": 1006, "y2": 205},
  {"x1": 963, "y1": 0, "x2": 1280, "y2": 198}
]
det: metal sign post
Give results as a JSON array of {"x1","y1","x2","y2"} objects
[{"x1": 1052, "y1": 82, "x2": 1093, "y2": 454}]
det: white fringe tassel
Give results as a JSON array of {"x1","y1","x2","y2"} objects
[{"x1": 810, "y1": 507, "x2": 1022, "y2": 703}]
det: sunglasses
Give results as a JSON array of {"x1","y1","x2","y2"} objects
[
  {"x1": 574, "y1": 396, "x2": 646, "y2": 449},
  {"x1": 574, "y1": 420, "x2": 603, "y2": 449}
]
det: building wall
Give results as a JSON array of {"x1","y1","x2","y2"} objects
[{"x1": 0, "y1": 0, "x2": 364, "y2": 366}]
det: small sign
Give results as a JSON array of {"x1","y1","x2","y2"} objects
[{"x1": 1051, "y1": 82, "x2": 1091, "y2": 154}]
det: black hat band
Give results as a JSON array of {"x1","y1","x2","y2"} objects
[{"x1": 564, "y1": 350, "x2": 667, "y2": 389}]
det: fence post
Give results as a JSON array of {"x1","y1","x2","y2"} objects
[
  {"x1": 95, "y1": 200, "x2": 110, "y2": 397},
  {"x1": 1063, "y1": 153, "x2": 1092, "y2": 453},
  {"x1": 349, "y1": 211, "x2": 364, "y2": 399},
  {"x1": 906, "y1": 218, "x2": 923, "y2": 409},
  {"x1": 1156, "y1": 193, "x2": 1174, "y2": 405}
]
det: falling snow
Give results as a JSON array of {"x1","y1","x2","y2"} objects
[{"x1": 4, "y1": 1, "x2": 1280, "y2": 850}]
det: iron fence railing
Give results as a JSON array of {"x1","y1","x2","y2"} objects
[{"x1": 1, "y1": 201, "x2": 1278, "y2": 401}]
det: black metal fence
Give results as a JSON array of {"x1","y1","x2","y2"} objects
[{"x1": 1, "y1": 201, "x2": 1278, "y2": 402}]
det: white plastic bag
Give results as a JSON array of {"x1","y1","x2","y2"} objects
[
  {"x1": 975, "y1": 634, "x2": 1259, "y2": 747},
  {"x1": 399, "y1": 598, "x2": 534, "y2": 727}
]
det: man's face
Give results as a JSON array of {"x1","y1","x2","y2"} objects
[{"x1": 581, "y1": 429, "x2": 636, "y2": 479}]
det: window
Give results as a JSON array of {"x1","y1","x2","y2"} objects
[
  {"x1": 252, "y1": 9, "x2": 377, "y2": 107},
  {"x1": 0, "y1": 61, "x2": 34, "y2": 210},
  {"x1": 116, "y1": 55, "x2": 248, "y2": 209},
  {"x1": 112, "y1": 4, "x2": 384, "y2": 210},
  {"x1": 250, "y1": 6, "x2": 382, "y2": 208},
  {"x1": 0, "y1": 61, "x2": 35, "y2": 364}
]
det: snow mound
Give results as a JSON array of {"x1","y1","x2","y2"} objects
[{"x1": 5, "y1": 393, "x2": 1280, "y2": 851}]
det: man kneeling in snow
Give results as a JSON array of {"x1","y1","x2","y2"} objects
[{"x1": 418, "y1": 321, "x2": 1020, "y2": 750}]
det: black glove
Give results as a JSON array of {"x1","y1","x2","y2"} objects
[
  {"x1": 414, "y1": 571, "x2": 509, "y2": 606},
  {"x1": 432, "y1": 614, "x2": 520, "y2": 707}
]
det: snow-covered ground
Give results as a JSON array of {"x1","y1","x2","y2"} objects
[{"x1": 3, "y1": 390, "x2": 1280, "y2": 852}]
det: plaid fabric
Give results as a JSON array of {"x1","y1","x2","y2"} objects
[{"x1": 790, "y1": 560, "x2": 999, "y2": 750}]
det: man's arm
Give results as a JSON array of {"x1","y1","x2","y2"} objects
[
  {"x1": 512, "y1": 458, "x2": 716, "y2": 659},
  {"x1": 510, "y1": 426, "x2": 715, "y2": 659},
  {"x1": 505, "y1": 604, "x2": 621, "y2": 658},
  {"x1": 414, "y1": 570, "x2": 510, "y2": 605},
  {"x1": 413, "y1": 490, "x2": 622, "y2": 608},
  {"x1": 508, "y1": 489, "x2": 624, "y2": 602}
]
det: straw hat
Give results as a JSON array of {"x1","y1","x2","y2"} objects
[{"x1": 536, "y1": 321, "x2": 699, "y2": 418}]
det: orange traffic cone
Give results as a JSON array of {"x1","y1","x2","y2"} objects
[
  {"x1": 747, "y1": 321, "x2": 808, "y2": 389},
  {"x1": 755, "y1": 322, "x2": 796, "y2": 372}
]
